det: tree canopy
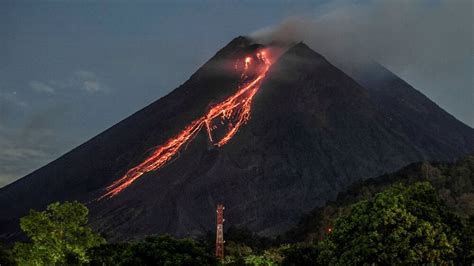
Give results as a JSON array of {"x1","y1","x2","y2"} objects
[
  {"x1": 13, "y1": 201, "x2": 105, "y2": 265},
  {"x1": 317, "y1": 182, "x2": 465, "y2": 265},
  {"x1": 89, "y1": 235, "x2": 217, "y2": 265}
]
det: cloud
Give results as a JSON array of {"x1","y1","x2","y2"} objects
[
  {"x1": 252, "y1": 1, "x2": 472, "y2": 68},
  {"x1": 0, "y1": 91, "x2": 28, "y2": 126},
  {"x1": 250, "y1": 0, "x2": 473, "y2": 126},
  {"x1": 0, "y1": 142, "x2": 51, "y2": 187},
  {"x1": 0, "y1": 91, "x2": 27, "y2": 108},
  {"x1": 0, "y1": 69, "x2": 110, "y2": 186},
  {"x1": 75, "y1": 70, "x2": 109, "y2": 93},
  {"x1": 0, "y1": 69, "x2": 111, "y2": 187},
  {"x1": 31, "y1": 70, "x2": 110, "y2": 94},
  {"x1": 83, "y1": 80, "x2": 102, "y2": 92},
  {"x1": 0, "y1": 124, "x2": 57, "y2": 187},
  {"x1": 30, "y1": 80, "x2": 55, "y2": 94}
]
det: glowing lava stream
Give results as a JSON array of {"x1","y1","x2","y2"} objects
[{"x1": 100, "y1": 51, "x2": 271, "y2": 199}]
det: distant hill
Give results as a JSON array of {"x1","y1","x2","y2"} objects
[{"x1": 280, "y1": 155, "x2": 474, "y2": 243}]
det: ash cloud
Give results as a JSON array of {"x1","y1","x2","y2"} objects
[{"x1": 251, "y1": 0, "x2": 473, "y2": 126}]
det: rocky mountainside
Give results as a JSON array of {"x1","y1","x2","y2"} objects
[{"x1": 1, "y1": 37, "x2": 473, "y2": 241}]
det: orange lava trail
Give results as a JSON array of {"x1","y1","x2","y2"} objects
[{"x1": 100, "y1": 51, "x2": 271, "y2": 199}]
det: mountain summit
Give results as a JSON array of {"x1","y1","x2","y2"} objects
[{"x1": 1, "y1": 37, "x2": 473, "y2": 241}]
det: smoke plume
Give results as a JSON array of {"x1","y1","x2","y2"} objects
[{"x1": 250, "y1": 0, "x2": 473, "y2": 126}]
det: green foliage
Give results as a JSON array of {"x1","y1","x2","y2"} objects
[
  {"x1": 240, "y1": 246, "x2": 285, "y2": 266},
  {"x1": 89, "y1": 235, "x2": 217, "y2": 265},
  {"x1": 13, "y1": 201, "x2": 105, "y2": 265},
  {"x1": 228, "y1": 158, "x2": 474, "y2": 265},
  {"x1": 244, "y1": 254, "x2": 276, "y2": 266},
  {"x1": 281, "y1": 156, "x2": 474, "y2": 243},
  {"x1": 459, "y1": 215, "x2": 474, "y2": 263},
  {"x1": 260, "y1": 246, "x2": 286, "y2": 265},
  {"x1": 281, "y1": 243, "x2": 319, "y2": 266},
  {"x1": 226, "y1": 226, "x2": 273, "y2": 252},
  {"x1": 224, "y1": 241, "x2": 253, "y2": 265},
  {"x1": 0, "y1": 244, "x2": 15, "y2": 266},
  {"x1": 88, "y1": 242, "x2": 131, "y2": 265},
  {"x1": 204, "y1": 226, "x2": 275, "y2": 265},
  {"x1": 318, "y1": 182, "x2": 461, "y2": 265}
]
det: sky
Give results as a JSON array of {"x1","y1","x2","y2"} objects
[{"x1": 0, "y1": 0, "x2": 472, "y2": 187}]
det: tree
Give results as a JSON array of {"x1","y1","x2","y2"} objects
[
  {"x1": 89, "y1": 235, "x2": 217, "y2": 265},
  {"x1": 13, "y1": 201, "x2": 105, "y2": 265},
  {"x1": 224, "y1": 241, "x2": 253, "y2": 265},
  {"x1": 281, "y1": 243, "x2": 319, "y2": 266},
  {"x1": 317, "y1": 182, "x2": 461, "y2": 265},
  {"x1": 225, "y1": 226, "x2": 272, "y2": 252},
  {"x1": 459, "y1": 215, "x2": 474, "y2": 264},
  {"x1": 88, "y1": 242, "x2": 131, "y2": 265},
  {"x1": 244, "y1": 254, "x2": 277, "y2": 266},
  {"x1": 0, "y1": 244, "x2": 15, "y2": 266}
]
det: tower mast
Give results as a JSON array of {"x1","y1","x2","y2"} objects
[{"x1": 215, "y1": 204, "x2": 225, "y2": 261}]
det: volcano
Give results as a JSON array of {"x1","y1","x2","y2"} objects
[{"x1": 1, "y1": 37, "x2": 473, "y2": 241}]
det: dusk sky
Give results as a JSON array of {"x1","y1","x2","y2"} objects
[{"x1": 1, "y1": 0, "x2": 472, "y2": 187}]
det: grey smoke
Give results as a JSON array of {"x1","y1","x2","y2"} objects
[{"x1": 251, "y1": 0, "x2": 473, "y2": 126}]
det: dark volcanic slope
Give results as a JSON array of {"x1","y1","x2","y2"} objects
[
  {"x1": 346, "y1": 62, "x2": 474, "y2": 159},
  {"x1": 0, "y1": 36, "x2": 257, "y2": 239},
  {"x1": 1, "y1": 38, "x2": 473, "y2": 241}
]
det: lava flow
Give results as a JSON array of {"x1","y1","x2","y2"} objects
[{"x1": 100, "y1": 49, "x2": 272, "y2": 199}]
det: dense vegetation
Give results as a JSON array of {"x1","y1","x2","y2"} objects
[
  {"x1": 1, "y1": 156, "x2": 472, "y2": 265},
  {"x1": 89, "y1": 235, "x2": 216, "y2": 265},
  {"x1": 280, "y1": 155, "x2": 474, "y2": 243},
  {"x1": 285, "y1": 182, "x2": 473, "y2": 264},
  {"x1": 12, "y1": 201, "x2": 105, "y2": 265}
]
